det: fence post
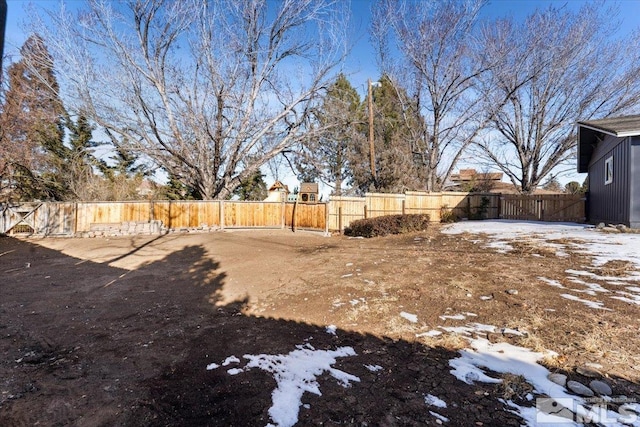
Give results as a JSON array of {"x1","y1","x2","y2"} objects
[
  {"x1": 74, "y1": 202, "x2": 79, "y2": 235},
  {"x1": 402, "y1": 200, "x2": 406, "y2": 215},
  {"x1": 324, "y1": 203, "x2": 329, "y2": 235},
  {"x1": 364, "y1": 205, "x2": 368, "y2": 219},
  {"x1": 219, "y1": 200, "x2": 225, "y2": 230},
  {"x1": 338, "y1": 207, "x2": 343, "y2": 234}
]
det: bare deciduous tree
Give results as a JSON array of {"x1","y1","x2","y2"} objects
[
  {"x1": 372, "y1": 0, "x2": 489, "y2": 191},
  {"x1": 34, "y1": 0, "x2": 348, "y2": 199},
  {"x1": 475, "y1": 4, "x2": 640, "y2": 193}
]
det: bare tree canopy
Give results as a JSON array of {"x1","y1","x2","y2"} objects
[
  {"x1": 33, "y1": 0, "x2": 348, "y2": 199},
  {"x1": 371, "y1": 0, "x2": 488, "y2": 192},
  {"x1": 475, "y1": 3, "x2": 640, "y2": 193}
]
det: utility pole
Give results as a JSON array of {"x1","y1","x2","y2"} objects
[{"x1": 368, "y1": 79, "x2": 376, "y2": 181}]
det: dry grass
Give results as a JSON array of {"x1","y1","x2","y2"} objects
[
  {"x1": 592, "y1": 260, "x2": 637, "y2": 277},
  {"x1": 508, "y1": 240, "x2": 557, "y2": 257}
]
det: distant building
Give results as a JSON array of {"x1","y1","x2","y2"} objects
[
  {"x1": 264, "y1": 181, "x2": 289, "y2": 202},
  {"x1": 577, "y1": 115, "x2": 640, "y2": 227},
  {"x1": 448, "y1": 169, "x2": 503, "y2": 192}
]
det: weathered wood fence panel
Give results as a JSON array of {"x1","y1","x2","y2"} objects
[
  {"x1": 404, "y1": 192, "x2": 442, "y2": 220},
  {"x1": 328, "y1": 197, "x2": 367, "y2": 231},
  {"x1": 500, "y1": 194, "x2": 586, "y2": 222},
  {"x1": 285, "y1": 202, "x2": 327, "y2": 230},
  {"x1": 366, "y1": 193, "x2": 405, "y2": 217},
  {"x1": 224, "y1": 201, "x2": 283, "y2": 228}
]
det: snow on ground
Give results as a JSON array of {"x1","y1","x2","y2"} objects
[
  {"x1": 207, "y1": 343, "x2": 360, "y2": 427},
  {"x1": 424, "y1": 394, "x2": 447, "y2": 408},
  {"x1": 443, "y1": 220, "x2": 640, "y2": 275},
  {"x1": 444, "y1": 220, "x2": 640, "y2": 311},
  {"x1": 449, "y1": 337, "x2": 639, "y2": 426},
  {"x1": 400, "y1": 311, "x2": 418, "y2": 323}
]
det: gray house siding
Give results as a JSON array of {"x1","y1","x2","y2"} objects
[
  {"x1": 631, "y1": 137, "x2": 640, "y2": 228},
  {"x1": 588, "y1": 135, "x2": 630, "y2": 225}
]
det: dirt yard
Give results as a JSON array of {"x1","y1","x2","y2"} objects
[{"x1": 1, "y1": 224, "x2": 639, "y2": 426}]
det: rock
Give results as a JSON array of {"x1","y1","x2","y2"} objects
[
  {"x1": 567, "y1": 380, "x2": 594, "y2": 397},
  {"x1": 548, "y1": 373, "x2": 567, "y2": 387},
  {"x1": 506, "y1": 289, "x2": 519, "y2": 295},
  {"x1": 596, "y1": 222, "x2": 606, "y2": 229},
  {"x1": 589, "y1": 380, "x2": 612, "y2": 396},
  {"x1": 602, "y1": 227, "x2": 620, "y2": 233},
  {"x1": 576, "y1": 365, "x2": 601, "y2": 378},
  {"x1": 616, "y1": 224, "x2": 628, "y2": 232}
]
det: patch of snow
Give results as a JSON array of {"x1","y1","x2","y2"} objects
[
  {"x1": 611, "y1": 292, "x2": 640, "y2": 305},
  {"x1": 538, "y1": 277, "x2": 566, "y2": 288},
  {"x1": 227, "y1": 368, "x2": 243, "y2": 375},
  {"x1": 341, "y1": 273, "x2": 353, "y2": 278},
  {"x1": 400, "y1": 311, "x2": 418, "y2": 323},
  {"x1": 479, "y1": 295, "x2": 493, "y2": 301},
  {"x1": 425, "y1": 394, "x2": 447, "y2": 408},
  {"x1": 566, "y1": 277, "x2": 610, "y2": 294},
  {"x1": 501, "y1": 327, "x2": 525, "y2": 336},
  {"x1": 224, "y1": 344, "x2": 360, "y2": 427},
  {"x1": 443, "y1": 221, "x2": 640, "y2": 278},
  {"x1": 364, "y1": 364, "x2": 383, "y2": 372},
  {"x1": 222, "y1": 355, "x2": 240, "y2": 366},
  {"x1": 206, "y1": 363, "x2": 219, "y2": 370},
  {"x1": 429, "y1": 411, "x2": 450, "y2": 422},
  {"x1": 560, "y1": 294, "x2": 612, "y2": 311},
  {"x1": 439, "y1": 314, "x2": 466, "y2": 320},
  {"x1": 448, "y1": 336, "x2": 637, "y2": 426},
  {"x1": 325, "y1": 325, "x2": 337, "y2": 335},
  {"x1": 416, "y1": 330, "x2": 442, "y2": 338}
]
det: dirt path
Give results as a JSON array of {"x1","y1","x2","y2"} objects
[{"x1": 1, "y1": 227, "x2": 638, "y2": 426}]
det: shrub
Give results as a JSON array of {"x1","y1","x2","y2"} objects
[
  {"x1": 343, "y1": 214, "x2": 430, "y2": 238},
  {"x1": 440, "y1": 206, "x2": 458, "y2": 223}
]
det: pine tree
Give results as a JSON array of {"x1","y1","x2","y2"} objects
[{"x1": 297, "y1": 74, "x2": 363, "y2": 196}]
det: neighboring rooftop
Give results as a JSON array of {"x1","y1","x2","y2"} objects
[{"x1": 450, "y1": 169, "x2": 503, "y2": 183}]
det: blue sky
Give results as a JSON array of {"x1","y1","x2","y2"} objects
[
  {"x1": 7, "y1": 0, "x2": 640, "y2": 87},
  {"x1": 4, "y1": 0, "x2": 640, "y2": 190}
]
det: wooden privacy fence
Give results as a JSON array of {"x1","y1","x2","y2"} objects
[
  {"x1": 328, "y1": 192, "x2": 500, "y2": 230},
  {"x1": 1, "y1": 200, "x2": 328, "y2": 236},
  {"x1": 500, "y1": 194, "x2": 586, "y2": 222},
  {"x1": 1, "y1": 193, "x2": 586, "y2": 236}
]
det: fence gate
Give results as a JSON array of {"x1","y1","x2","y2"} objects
[
  {"x1": 1, "y1": 203, "x2": 42, "y2": 234},
  {"x1": 500, "y1": 194, "x2": 585, "y2": 222}
]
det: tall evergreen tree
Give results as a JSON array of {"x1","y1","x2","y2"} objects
[
  {"x1": 297, "y1": 74, "x2": 363, "y2": 196},
  {"x1": 0, "y1": 34, "x2": 66, "y2": 201},
  {"x1": 350, "y1": 75, "x2": 426, "y2": 193}
]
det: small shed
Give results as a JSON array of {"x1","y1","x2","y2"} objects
[{"x1": 577, "y1": 115, "x2": 640, "y2": 228}]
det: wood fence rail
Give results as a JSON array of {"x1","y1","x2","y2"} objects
[{"x1": 1, "y1": 192, "x2": 585, "y2": 236}]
